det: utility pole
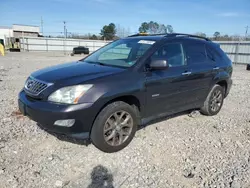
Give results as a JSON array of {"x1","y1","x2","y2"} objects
[
  {"x1": 245, "y1": 26, "x2": 249, "y2": 40},
  {"x1": 63, "y1": 21, "x2": 66, "y2": 38},
  {"x1": 63, "y1": 21, "x2": 66, "y2": 54},
  {"x1": 41, "y1": 17, "x2": 44, "y2": 36}
]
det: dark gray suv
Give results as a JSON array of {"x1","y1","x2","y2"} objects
[{"x1": 18, "y1": 33, "x2": 233, "y2": 153}]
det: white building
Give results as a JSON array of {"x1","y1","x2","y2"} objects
[
  {"x1": 12, "y1": 24, "x2": 40, "y2": 38},
  {"x1": 0, "y1": 24, "x2": 40, "y2": 46},
  {"x1": 0, "y1": 26, "x2": 13, "y2": 45}
]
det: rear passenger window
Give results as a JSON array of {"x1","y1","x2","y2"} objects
[
  {"x1": 151, "y1": 43, "x2": 185, "y2": 67},
  {"x1": 185, "y1": 43, "x2": 207, "y2": 64}
]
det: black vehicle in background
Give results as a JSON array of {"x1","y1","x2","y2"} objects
[
  {"x1": 247, "y1": 64, "x2": 250, "y2": 70},
  {"x1": 71, "y1": 46, "x2": 89, "y2": 56},
  {"x1": 18, "y1": 33, "x2": 233, "y2": 153}
]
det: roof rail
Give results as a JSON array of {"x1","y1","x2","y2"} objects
[
  {"x1": 167, "y1": 33, "x2": 211, "y2": 41},
  {"x1": 128, "y1": 33, "x2": 168, "y2": 37},
  {"x1": 128, "y1": 32, "x2": 211, "y2": 41}
]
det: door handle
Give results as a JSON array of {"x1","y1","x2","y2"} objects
[
  {"x1": 182, "y1": 71, "x2": 192, "y2": 76},
  {"x1": 213, "y1": 67, "x2": 219, "y2": 70}
]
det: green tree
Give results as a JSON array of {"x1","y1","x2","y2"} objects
[
  {"x1": 195, "y1": 32, "x2": 207, "y2": 37},
  {"x1": 90, "y1": 34, "x2": 98, "y2": 40},
  {"x1": 213, "y1": 31, "x2": 220, "y2": 39},
  {"x1": 139, "y1": 22, "x2": 149, "y2": 33},
  {"x1": 166, "y1": 25, "x2": 174, "y2": 33},
  {"x1": 138, "y1": 21, "x2": 174, "y2": 34},
  {"x1": 100, "y1": 23, "x2": 116, "y2": 40},
  {"x1": 148, "y1": 21, "x2": 159, "y2": 34}
]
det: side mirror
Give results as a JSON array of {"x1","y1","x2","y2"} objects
[{"x1": 150, "y1": 59, "x2": 168, "y2": 70}]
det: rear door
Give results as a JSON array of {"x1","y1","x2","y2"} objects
[{"x1": 183, "y1": 41, "x2": 217, "y2": 106}]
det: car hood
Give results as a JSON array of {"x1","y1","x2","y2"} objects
[{"x1": 31, "y1": 61, "x2": 125, "y2": 84}]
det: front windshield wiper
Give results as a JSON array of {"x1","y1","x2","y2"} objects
[
  {"x1": 82, "y1": 60, "x2": 128, "y2": 69},
  {"x1": 83, "y1": 60, "x2": 110, "y2": 66}
]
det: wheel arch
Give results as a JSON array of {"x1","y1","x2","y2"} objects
[
  {"x1": 90, "y1": 95, "x2": 142, "y2": 133},
  {"x1": 216, "y1": 80, "x2": 228, "y2": 95},
  {"x1": 211, "y1": 70, "x2": 231, "y2": 97}
]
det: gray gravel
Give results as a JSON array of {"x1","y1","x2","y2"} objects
[{"x1": 0, "y1": 52, "x2": 250, "y2": 188}]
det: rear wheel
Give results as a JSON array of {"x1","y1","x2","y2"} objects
[
  {"x1": 90, "y1": 101, "x2": 138, "y2": 153},
  {"x1": 200, "y1": 84, "x2": 224, "y2": 116}
]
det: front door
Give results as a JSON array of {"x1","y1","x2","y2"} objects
[{"x1": 145, "y1": 42, "x2": 193, "y2": 117}]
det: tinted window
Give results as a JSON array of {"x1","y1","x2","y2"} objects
[
  {"x1": 99, "y1": 43, "x2": 131, "y2": 60},
  {"x1": 206, "y1": 45, "x2": 221, "y2": 62},
  {"x1": 84, "y1": 38, "x2": 156, "y2": 68},
  {"x1": 214, "y1": 45, "x2": 227, "y2": 58},
  {"x1": 136, "y1": 44, "x2": 151, "y2": 59},
  {"x1": 151, "y1": 43, "x2": 185, "y2": 67},
  {"x1": 185, "y1": 42, "x2": 206, "y2": 64}
]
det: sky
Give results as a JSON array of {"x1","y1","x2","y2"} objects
[{"x1": 0, "y1": 0, "x2": 249, "y2": 36}]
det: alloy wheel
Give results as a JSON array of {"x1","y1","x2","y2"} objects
[
  {"x1": 103, "y1": 110, "x2": 133, "y2": 146},
  {"x1": 210, "y1": 89, "x2": 223, "y2": 112}
]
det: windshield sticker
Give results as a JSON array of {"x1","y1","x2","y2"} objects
[{"x1": 138, "y1": 40, "x2": 155, "y2": 45}]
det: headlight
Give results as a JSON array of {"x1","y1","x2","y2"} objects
[{"x1": 48, "y1": 84, "x2": 93, "y2": 104}]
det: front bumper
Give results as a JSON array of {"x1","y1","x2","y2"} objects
[{"x1": 18, "y1": 90, "x2": 96, "y2": 139}]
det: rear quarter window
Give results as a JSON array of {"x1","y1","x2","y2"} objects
[
  {"x1": 206, "y1": 45, "x2": 222, "y2": 62},
  {"x1": 209, "y1": 44, "x2": 231, "y2": 63},
  {"x1": 184, "y1": 42, "x2": 207, "y2": 64}
]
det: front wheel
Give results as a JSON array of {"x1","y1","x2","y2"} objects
[
  {"x1": 200, "y1": 84, "x2": 225, "y2": 116},
  {"x1": 90, "y1": 101, "x2": 138, "y2": 153}
]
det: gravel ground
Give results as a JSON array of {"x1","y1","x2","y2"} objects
[{"x1": 0, "y1": 52, "x2": 250, "y2": 188}]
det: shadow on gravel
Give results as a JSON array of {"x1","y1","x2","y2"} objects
[
  {"x1": 36, "y1": 123, "x2": 91, "y2": 146},
  {"x1": 87, "y1": 165, "x2": 114, "y2": 188}
]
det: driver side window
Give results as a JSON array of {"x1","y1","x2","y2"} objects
[{"x1": 151, "y1": 43, "x2": 185, "y2": 67}]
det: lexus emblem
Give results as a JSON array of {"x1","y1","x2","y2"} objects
[{"x1": 26, "y1": 80, "x2": 34, "y2": 89}]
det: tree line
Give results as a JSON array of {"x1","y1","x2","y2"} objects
[
  {"x1": 64, "y1": 21, "x2": 174, "y2": 40},
  {"x1": 59, "y1": 21, "x2": 249, "y2": 41},
  {"x1": 187, "y1": 31, "x2": 250, "y2": 41}
]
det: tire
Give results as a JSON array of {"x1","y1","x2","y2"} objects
[
  {"x1": 200, "y1": 84, "x2": 224, "y2": 116},
  {"x1": 90, "y1": 101, "x2": 139, "y2": 153}
]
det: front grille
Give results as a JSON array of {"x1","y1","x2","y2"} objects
[{"x1": 24, "y1": 77, "x2": 51, "y2": 96}]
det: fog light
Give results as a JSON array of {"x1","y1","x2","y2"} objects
[{"x1": 54, "y1": 119, "x2": 75, "y2": 127}]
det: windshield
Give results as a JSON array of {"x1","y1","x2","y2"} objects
[{"x1": 83, "y1": 38, "x2": 155, "y2": 68}]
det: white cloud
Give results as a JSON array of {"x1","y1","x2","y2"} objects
[{"x1": 217, "y1": 12, "x2": 239, "y2": 17}]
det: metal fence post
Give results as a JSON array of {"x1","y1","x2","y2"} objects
[
  {"x1": 26, "y1": 38, "x2": 29, "y2": 52},
  {"x1": 22, "y1": 32, "x2": 24, "y2": 51},
  {"x1": 234, "y1": 42, "x2": 240, "y2": 64},
  {"x1": 63, "y1": 39, "x2": 66, "y2": 55},
  {"x1": 46, "y1": 38, "x2": 48, "y2": 52}
]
